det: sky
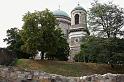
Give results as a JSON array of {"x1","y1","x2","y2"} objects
[{"x1": 0, "y1": 0, "x2": 124, "y2": 48}]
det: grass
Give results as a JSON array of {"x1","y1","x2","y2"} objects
[{"x1": 15, "y1": 59, "x2": 124, "y2": 76}]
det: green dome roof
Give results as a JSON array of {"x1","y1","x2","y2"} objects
[
  {"x1": 53, "y1": 9, "x2": 69, "y2": 17},
  {"x1": 73, "y1": 4, "x2": 86, "y2": 11}
]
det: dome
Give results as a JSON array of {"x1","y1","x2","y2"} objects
[
  {"x1": 72, "y1": 4, "x2": 86, "y2": 12},
  {"x1": 53, "y1": 9, "x2": 69, "y2": 17}
]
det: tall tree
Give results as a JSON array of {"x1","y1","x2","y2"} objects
[
  {"x1": 3, "y1": 28, "x2": 26, "y2": 58},
  {"x1": 88, "y1": 1, "x2": 124, "y2": 38},
  {"x1": 21, "y1": 11, "x2": 39, "y2": 58},
  {"x1": 21, "y1": 9, "x2": 69, "y2": 60},
  {"x1": 77, "y1": 1, "x2": 124, "y2": 64}
]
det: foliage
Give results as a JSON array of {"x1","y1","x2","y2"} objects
[
  {"x1": 75, "y1": 36, "x2": 124, "y2": 64},
  {"x1": 21, "y1": 9, "x2": 69, "y2": 60},
  {"x1": 4, "y1": 9, "x2": 69, "y2": 60},
  {"x1": 4, "y1": 28, "x2": 23, "y2": 58},
  {"x1": 3, "y1": 28, "x2": 29, "y2": 58},
  {"x1": 88, "y1": 1, "x2": 124, "y2": 38},
  {"x1": 4, "y1": 28, "x2": 22, "y2": 51},
  {"x1": 74, "y1": 53, "x2": 85, "y2": 62},
  {"x1": 76, "y1": 1, "x2": 124, "y2": 64},
  {"x1": 55, "y1": 32, "x2": 69, "y2": 61},
  {"x1": 74, "y1": 36, "x2": 99, "y2": 63}
]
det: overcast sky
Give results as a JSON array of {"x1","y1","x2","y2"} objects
[{"x1": 0, "y1": 0, "x2": 124, "y2": 47}]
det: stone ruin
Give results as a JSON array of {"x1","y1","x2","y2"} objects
[
  {"x1": 0, "y1": 48, "x2": 16, "y2": 65},
  {"x1": 0, "y1": 66, "x2": 124, "y2": 82}
]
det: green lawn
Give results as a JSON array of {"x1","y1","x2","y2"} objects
[{"x1": 15, "y1": 59, "x2": 124, "y2": 76}]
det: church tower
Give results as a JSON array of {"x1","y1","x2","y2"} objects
[{"x1": 69, "y1": 4, "x2": 89, "y2": 59}]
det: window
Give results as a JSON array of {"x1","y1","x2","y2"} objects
[
  {"x1": 75, "y1": 38, "x2": 79, "y2": 43},
  {"x1": 75, "y1": 14, "x2": 79, "y2": 24}
]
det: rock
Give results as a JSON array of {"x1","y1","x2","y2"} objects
[
  {"x1": 0, "y1": 66, "x2": 124, "y2": 82},
  {"x1": 0, "y1": 48, "x2": 16, "y2": 65}
]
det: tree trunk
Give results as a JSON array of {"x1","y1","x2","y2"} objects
[
  {"x1": 40, "y1": 51, "x2": 44, "y2": 60},
  {"x1": 107, "y1": 32, "x2": 110, "y2": 38}
]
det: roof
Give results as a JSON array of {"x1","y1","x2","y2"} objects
[
  {"x1": 53, "y1": 9, "x2": 69, "y2": 17},
  {"x1": 72, "y1": 4, "x2": 86, "y2": 12}
]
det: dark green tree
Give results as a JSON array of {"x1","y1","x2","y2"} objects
[
  {"x1": 4, "y1": 28, "x2": 21, "y2": 51},
  {"x1": 76, "y1": 35, "x2": 124, "y2": 64},
  {"x1": 74, "y1": 36, "x2": 100, "y2": 63},
  {"x1": 3, "y1": 28, "x2": 29, "y2": 58},
  {"x1": 54, "y1": 28, "x2": 69, "y2": 60}
]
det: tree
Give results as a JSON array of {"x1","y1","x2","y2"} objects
[
  {"x1": 4, "y1": 9, "x2": 69, "y2": 60},
  {"x1": 77, "y1": 35, "x2": 124, "y2": 64},
  {"x1": 21, "y1": 11, "x2": 40, "y2": 58},
  {"x1": 3, "y1": 28, "x2": 29, "y2": 58},
  {"x1": 21, "y1": 9, "x2": 69, "y2": 60},
  {"x1": 74, "y1": 36, "x2": 100, "y2": 63},
  {"x1": 54, "y1": 28, "x2": 69, "y2": 60},
  {"x1": 4, "y1": 28, "x2": 21, "y2": 50},
  {"x1": 76, "y1": 1, "x2": 124, "y2": 65},
  {"x1": 88, "y1": 1, "x2": 124, "y2": 38}
]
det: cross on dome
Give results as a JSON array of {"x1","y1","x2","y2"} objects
[
  {"x1": 59, "y1": 5, "x2": 60, "y2": 10},
  {"x1": 78, "y1": 1, "x2": 80, "y2": 6}
]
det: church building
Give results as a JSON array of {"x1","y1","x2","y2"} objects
[{"x1": 53, "y1": 4, "x2": 89, "y2": 60}]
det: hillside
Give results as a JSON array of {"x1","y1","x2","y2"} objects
[{"x1": 15, "y1": 59, "x2": 124, "y2": 76}]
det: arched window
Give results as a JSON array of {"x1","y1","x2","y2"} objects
[{"x1": 75, "y1": 14, "x2": 79, "y2": 24}]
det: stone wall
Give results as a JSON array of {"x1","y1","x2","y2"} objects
[
  {"x1": 0, "y1": 66, "x2": 124, "y2": 82},
  {"x1": 0, "y1": 48, "x2": 16, "y2": 65}
]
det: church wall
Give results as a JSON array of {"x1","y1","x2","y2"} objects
[
  {"x1": 69, "y1": 31, "x2": 86, "y2": 46},
  {"x1": 59, "y1": 22, "x2": 70, "y2": 37},
  {"x1": 56, "y1": 17, "x2": 71, "y2": 38},
  {"x1": 69, "y1": 31, "x2": 87, "y2": 55}
]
